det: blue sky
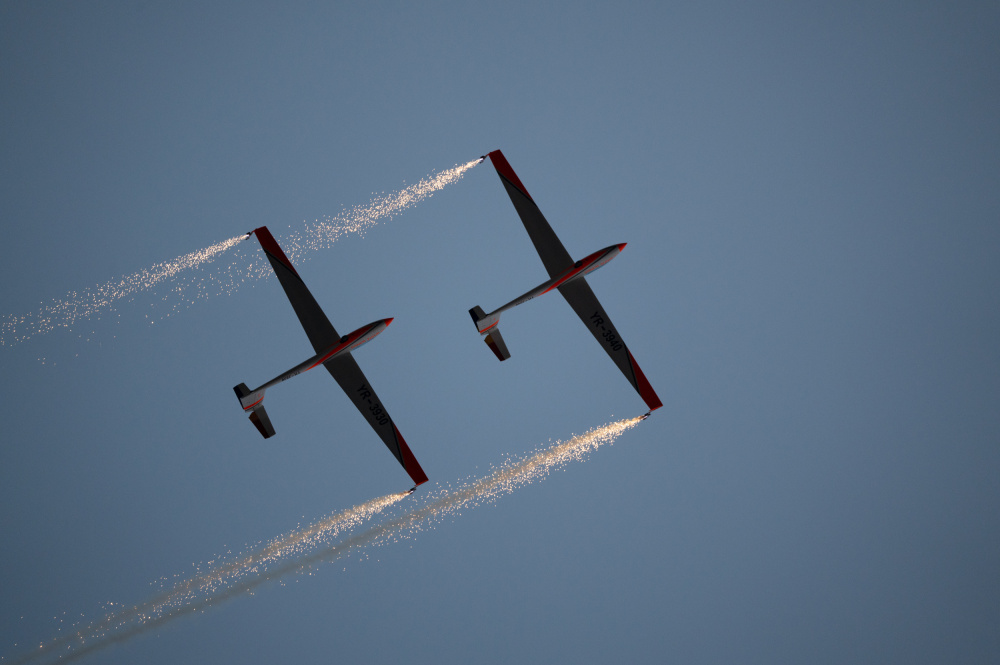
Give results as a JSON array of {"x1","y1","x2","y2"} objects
[{"x1": 2, "y1": 2, "x2": 999, "y2": 663}]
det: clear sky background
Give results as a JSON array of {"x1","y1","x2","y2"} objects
[{"x1": 2, "y1": 2, "x2": 999, "y2": 663}]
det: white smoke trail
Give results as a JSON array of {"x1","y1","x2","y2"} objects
[
  {"x1": 9, "y1": 415, "x2": 642, "y2": 665},
  {"x1": 1, "y1": 159, "x2": 481, "y2": 347},
  {"x1": 8, "y1": 492, "x2": 408, "y2": 665}
]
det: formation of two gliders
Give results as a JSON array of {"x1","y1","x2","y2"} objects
[{"x1": 234, "y1": 150, "x2": 663, "y2": 491}]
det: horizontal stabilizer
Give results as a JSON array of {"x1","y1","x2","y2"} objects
[
  {"x1": 470, "y1": 306, "x2": 510, "y2": 360},
  {"x1": 234, "y1": 383, "x2": 275, "y2": 438},
  {"x1": 484, "y1": 329, "x2": 511, "y2": 361},
  {"x1": 248, "y1": 406, "x2": 276, "y2": 438}
]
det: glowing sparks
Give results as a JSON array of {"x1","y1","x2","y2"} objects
[
  {"x1": 7, "y1": 416, "x2": 642, "y2": 665},
  {"x1": 9, "y1": 493, "x2": 407, "y2": 665},
  {"x1": 281, "y1": 158, "x2": 482, "y2": 264},
  {"x1": 149, "y1": 491, "x2": 407, "y2": 611},
  {"x1": 1, "y1": 159, "x2": 481, "y2": 348},
  {"x1": 359, "y1": 416, "x2": 646, "y2": 547},
  {"x1": 1, "y1": 235, "x2": 247, "y2": 347}
]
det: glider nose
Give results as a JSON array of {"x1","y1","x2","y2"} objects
[
  {"x1": 617, "y1": 242, "x2": 627, "y2": 252},
  {"x1": 384, "y1": 317, "x2": 394, "y2": 326}
]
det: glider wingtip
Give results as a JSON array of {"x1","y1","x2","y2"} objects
[
  {"x1": 625, "y1": 349, "x2": 662, "y2": 413},
  {"x1": 393, "y1": 424, "x2": 429, "y2": 488},
  {"x1": 486, "y1": 150, "x2": 532, "y2": 201},
  {"x1": 641, "y1": 401, "x2": 663, "y2": 418}
]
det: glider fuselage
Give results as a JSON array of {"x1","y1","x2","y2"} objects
[
  {"x1": 250, "y1": 318, "x2": 393, "y2": 395},
  {"x1": 476, "y1": 243, "x2": 625, "y2": 331}
]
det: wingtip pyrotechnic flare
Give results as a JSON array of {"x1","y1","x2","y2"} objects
[{"x1": 640, "y1": 411, "x2": 651, "y2": 420}]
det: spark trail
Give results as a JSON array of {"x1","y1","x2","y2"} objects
[
  {"x1": 9, "y1": 415, "x2": 643, "y2": 665},
  {"x1": 1, "y1": 235, "x2": 246, "y2": 347},
  {"x1": 8, "y1": 492, "x2": 408, "y2": 665},
  {"x1": 1, "y1": 159, "x2": 480, "y2": 347}
]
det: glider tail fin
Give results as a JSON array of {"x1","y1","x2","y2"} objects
[
  {"x1": 469, "y1": 306, "x2": 511, "y2": 361},
  {"x1": 233, "y1": 383, "x2": 276, "y2": 438}
]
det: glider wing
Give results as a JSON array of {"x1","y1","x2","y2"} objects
[
  {"x1": 486, "y1": 150, "x2": 574, "y2": 278},
  {"x1": 252, "y1": 226, "x2": 339, "y2": 353},
  {"x1": 324, "y1": 353, "x2": 429, "y2": 486},
  {"x1": 558, "y1": 277, "x2": 663, "y2": 412}
]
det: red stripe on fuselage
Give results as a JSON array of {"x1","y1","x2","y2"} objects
[
  {"x1": 306, "y1": 341, "x2": 350, "y2": 371},
  {"x1": 541, "y1": 245, "x2": 620, "y2": 295},
  {"x1": 243, "y1": 395, "x2": 264, "y2": 411},
  {"x1": 305, "y1": 320, "x2": 389, "y2": 370}
]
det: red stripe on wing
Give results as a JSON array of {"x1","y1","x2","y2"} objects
[
  {"x1": 487, "y1": 150, "x2": 532, "y2": 201},
  {"x1": 627, "y1": 350, "x2": 663, "y2": 412},
  {"x1": 394, "y1": 425, "x2": 429, "y2": 486},
  {"x1": 252, "y1": 226, "x2": 299, "y2": 277}
]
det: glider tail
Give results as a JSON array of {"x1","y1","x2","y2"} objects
[
  {"x1": 469, "y1": 306, "x2": 511, "y2": 361},
  {"x1": 233, "y1": 383, "x2": 276, "y2": 438}
]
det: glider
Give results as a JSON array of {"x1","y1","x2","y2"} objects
[
  {"x1": 470, "y1": 150, "x2": 662, "y2": 413},
  {"x1": 234, "y1": 226, "x2": 428, "y2": 487}
]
